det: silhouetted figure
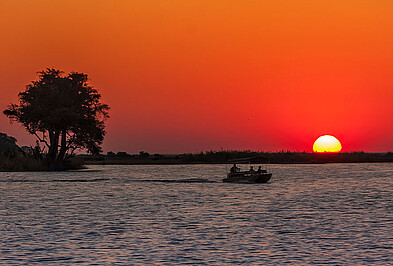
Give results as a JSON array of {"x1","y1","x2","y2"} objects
[
  {"x1": 230, "y1": 164, "x2": 239, "y2": 173},
  {"x1": 257, "y1": 166, "x2": 266, "y2": 173},
  {"x1": 249, "y1": 166, "x2": 256, "y2": 173}
]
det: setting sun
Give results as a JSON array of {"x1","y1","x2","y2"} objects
[{"x1": 313, "y1": 135, "x2": 342, "y2": 153}]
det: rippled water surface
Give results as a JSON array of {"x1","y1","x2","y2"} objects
[{"x1": 1, "y1": 164, "x2": 393, "y2": 264}]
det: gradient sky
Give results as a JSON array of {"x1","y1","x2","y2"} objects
[{"x1": 1, "y1": 0, "x2": 393, "y2": 153}]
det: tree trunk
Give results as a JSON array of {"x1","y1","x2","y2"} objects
[
  {"x1": 48, "y1": 131, "x2": 55, "y2": 159},
  {"x1": 48, "y1": 130, "x2": 60, "y2": 161},
  {"x1": 57, "y1": 130, "x2": 68, "y2": 161}
]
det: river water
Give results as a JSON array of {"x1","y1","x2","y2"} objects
[{"x1": 1, "y1": 164, "x2": 392, "y2": 265}]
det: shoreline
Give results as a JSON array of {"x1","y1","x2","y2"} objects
[
  {"x1": 83, "y1": 162, "x2": 393, "y2": 165},
  {"x1": 80, "y1": 152, "x2": 393, "y2": 165}
]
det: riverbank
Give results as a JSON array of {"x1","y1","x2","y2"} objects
[
  {"x1": 0, "y1": 153, "x2": 84, "y2": 172},
  {"x1": 79, "y1": 151, "x2": 393, "y2": 165}
]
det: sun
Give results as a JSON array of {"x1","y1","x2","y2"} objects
[{"x1": 313, "y1": 135, "x2": 342, "y2": 153}]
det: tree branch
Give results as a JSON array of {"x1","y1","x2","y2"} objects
[{"x1": 34, "y1": 132, "x2": 50, "y2": 148}]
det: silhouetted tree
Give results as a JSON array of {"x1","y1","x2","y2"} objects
[
  {"x1": 117, "y1": 151, "x2": 130, "y2": 157},
  {"x1": 4, "y1": 68, "x2": 110, "y2": 164}
]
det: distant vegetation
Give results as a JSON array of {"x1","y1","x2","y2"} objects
[
  {"x1": 80, "y1": 150, "x2": 393, "y2": 165},
  {"x1": 1, "y1": 68, "x2": 109, "y2": 171}
]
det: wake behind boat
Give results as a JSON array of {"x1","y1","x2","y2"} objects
[{"x1": 223, "y1": 157, "x2": 272, "y2": 183}]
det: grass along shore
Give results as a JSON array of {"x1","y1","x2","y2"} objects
[{"x1": 0, "y1": 152, "x2": 84, "y2": 172}]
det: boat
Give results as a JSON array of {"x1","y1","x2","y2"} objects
[{"x1": 223, "y1": 156, "x2": 272, "y2": 183}]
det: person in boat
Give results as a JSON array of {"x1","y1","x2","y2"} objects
[
  {"x1": 257, "y1": 166, "x2": 264, "y2": 173},
  {"x1": 249, "y1": 166, "x2": 256, "y2": 173},
  {"x1": 230, "y1": 164, "x2": 240, "y2": 173}
]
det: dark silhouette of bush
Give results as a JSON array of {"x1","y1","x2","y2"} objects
[
  {"x1": 0, "y1": 134, "x2": 83, "y2": 171},
  {"x1": 139, "y1": 151, "x2": 150, "y2": 158},
  {"x1": 0, "y1": 132, "x2": 19, "y2": 153},
  {"x1": 107, "y1": 151, "x2": 116, "y2": 157}
]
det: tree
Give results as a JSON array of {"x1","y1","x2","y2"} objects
[
  {"x1": 0, "y1": 132, "x2": 19, "y2": 153},
  {"x1": 4, "y1": 68, "x2": 110, "y2": 163}
]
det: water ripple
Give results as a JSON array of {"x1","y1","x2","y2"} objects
[{"x1": 0, "y1": 163, "x2": 392, "y2": 264}]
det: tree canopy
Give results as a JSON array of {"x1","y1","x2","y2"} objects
[{"x1": 4, "y1": 68, "x2": 110, "y2": 162}]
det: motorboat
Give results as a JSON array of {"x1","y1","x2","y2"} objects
[{"x1": 223, "y1": 156, "x2": 272, "y2": 183}]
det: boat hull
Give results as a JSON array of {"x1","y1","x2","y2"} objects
[{"x1": 223, "y1": 172, "x2": 272, "y2": 183}]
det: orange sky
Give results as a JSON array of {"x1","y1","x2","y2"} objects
[{"x1": 1, "y1": 0, "x2": 393, "y2": 153}]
